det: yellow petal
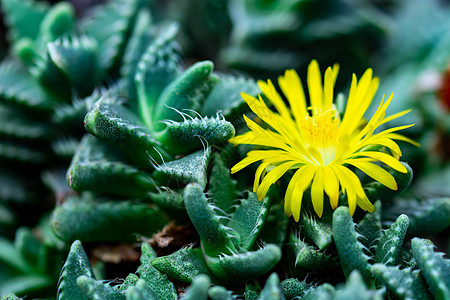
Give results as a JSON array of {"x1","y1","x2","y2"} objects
[
  {"x1": 258, "y1": 79, "x2": 290, "y2": 117},
  {"x1": 384, "y1": 133, "x2": 421, "y2": 147},
  {"x1": 307, "y1": 60, "x2": 323, "y2": 111},
  {"x1": 323, "y1": 67, "x2": 337, "y2": 111},
  {"x1": 284, "y1": 166, "x2": 306, "y2": 216},
  {"x1": 256, "y1": 161, "x2": 297, "y2": 201},
  {"x1": 362, "y1": 137, "x2": 402, "y2": 158},
  {"x1": 291, "y1": 166, "x2": 317, "y2": 221},
  {"x1": 356, "y1": 151, "x2": 407, "y2": 173},
  {"x1": 253, "y1": 161, "x2": 270, "y2": 192},
  {"x1": 348, "y1": 161, "x2": 397, "y2": 190},
  {"x1": 311, "y1": 167, "x2": 324, "y2": 217},
  {"x1": 278, "y1": 69, "x2": 307, "y2": 124},
  {"x1": 323, "y1": 166, "x2": 339, "y2": 209},
  {"x1": 380, "y1": 109, "x2": 411, "y2": 126},
  {"x1": 231, "y1": 150, "x2": 287, "y2": 173}
]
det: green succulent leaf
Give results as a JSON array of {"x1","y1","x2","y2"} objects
[
  {"x1": 371, "y1": 264, "x2": 432, "y2": 300},
  {"x1": 0, "y1": 0, "x2": 48, "y2": 44},
  {"x1": 374, "y1": 214, "x2": 409, "y2": 265},
  {"x1": 244, "y1": 283, "x2": 261, "y2": 300},
  {"x1": 67, "y1": 134, "x2": 154, "y2": 198},
  {"x1": 333, "y1": 270, "x2": 382, "y2": 300},
  {"x1": 202, "y1": 74, "x2": 259, "y2": 119},
  {"x1": 32, "y1": 50, "x2": 71, "y2": 101},
  {"x1": 207, "y1": 152, "x2": 238, "y2": 216},
  {"x1": 149, "y1": 189, "x2": 185, "y2": 211},
  {"x1": 153, "y1": 149, "x2": 211, "y2": 188},
  {"x1": 0, "y1": 236, "x2": 29, "y2": 273},
  {"x1": 0, "y1": 104, "x2": 53, "y2": 140},
  {"x1": 301, "y1": 212, "x2": 333, "y2": 251},
  {"x1": 84, "y1": 91, "x2": 170, "y2": 165},
  {"x1": 411, "y1": 238, "x2": 450, "y2": 300},
  {"x1": 51, "y1": 194, "x2": 167, "y2": 242},
  {"x1": 125, "y1": 279, "x2": 157, "y2": 300},
  {"x1": 47, "y1": 36, "x2": 100, "y2": 98},
  {"x1": 0, "y1": 276, "x2": 52, "y2": 298},
  {"x1": 290, "y1": 233, "x2": 337, "y2": 271},
  {"x1": 38, "y1": 2, "x2": 75, "y2": 42},
  {"x1": 0, "y1": 293, "x2": 21, "y2": 300},
  {"x1": 183, "y1": 183, "x2": 238, "y2": 256},
  {"x1": 57, "y1": 240, "x2": 95, "y2": 300},
  {"x1": 364, "y1": 162, "x2": 413, "y2": 205},
  {"x1": 280, "y1": 278, "x2": 309, "y2": 300},
  {"x1": 151, "y1": 247, "x2": 210, "y2": 283},
  {"x1": 258, "y1": 273, "x2": 285, "y2": 300},
  {"x1": 14, "y1": 227, "x2": 42, "y2": 273},
  {"x1": 180, "y1": 274, "x2": 211, "y2": 300},
  {"x1": 0, "y1": 61, "x2": 54, "y2": 111},
  {"x1": 80, "y1": 0, "x2": 140, "y2": 72},
  {"x1": 120, "y1": 9, "x2": 153, "y2": 105},
  {"x1": 0, "y1": 140, "x2": 46, "y2": 164},
  {"x1": 228, "y1": 192, "x2": 270, "y2": 250},
  {"x1": 332, "y1": 207, "x2": 373, "y2": 286},
  {"x1": 135, "y1": 23, "x2": 180, "y2": 128},
  {"x1": 119, "y1": 274, "x2": 139, "y2": 292},
  {"x1": 77, "y1": 276, "x2": 125, "y2": 300},
  {"x1": 258, "y1": 203, "x2": 289, "y2": 245},
  {"x1": 384, "y1": 197, "x2": 450, "y2": 238},
  {"x1": 205, "y1": 244, "x2": 281, "y2": 284},
  {"x1": 153, "y1": 61, "x2": 217, "y2": 128},
  {"x1": 358, "y1": 200, "x2": 382, "y2": 250},
  {"x1": 208, "y1": 286, "x2": 233, "y2": 300},
  {"x1": 136, "y1": 242, "x2": 177, "y2": 300},
  {"x1": 303, "y1": 283, "x2": 336, "y2": 300},
  {"x1": 156, "y1": 116, "x2": 235, "y2": 155}
]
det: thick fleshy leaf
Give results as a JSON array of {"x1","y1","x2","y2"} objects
[
  {"x1": 374, "y1": 214, "x2": 408, "y2": 265},
  {"x1": 80, "y1": 0, "x2": 140, "y2": 71},
  {"x1": 202, "y1": 74, "x2": 259, "y2": 118},
  {"x1": 51, "y1": 194, "x2": 167, "y2": 242},
  {"x1": 151, "y1": 247, "x2": 210, "y2": 283},
  {"x1": 125, "y1": 279, "x2": 157, "y2": 300},
  {"x1": 84, "y1": 91, "x2": 170, "y2": 165},
  {"x1": 137, "y1": 243, "x2": 177, "y2": 300},
  {"x1": 57, "y1": 240, "x2": 95, "y2": 300},
  {"x1": 300, "y1": 212, "x2": 333, "y2": 250},
  {"x1": 207, "y1": 152, "x2": 238, "y2": 216},
  {"x1": 332, "y1": 207, "x2": 373, "y2": 286},
  {"x1": 153, "y1": 61, "x2": 217, "y2": 128},
  {"x1": 47, "y1": 36, "x2": 100, "y2": 98},
  {"x1": 67, "y1": 134, "x2": 154, "y2": 198},
  {"x1": 0, "y1": 0, "x2": 48, "y2": 44},
  {"x1": 156, "y1": 116, "x2": 235, "y2": 155},
  {"x1": 180, "y1": 274, "x2": 211, "y2": 300},
  {"x1": 135, "y1": 23, "x2": 180, "y2": 127},
  {"x1": 228, "y1": 192, "x2": 270, "y2": 250},
  {"x1": 183, "y1": 183, "x2": 238, "y2": 256},
  {"x1": 153, "y1": 149, "x2": 211, "y2": 189},
  {"x1": 205, "y1": 244, "x2": 281, "y2": 284},
  {"x1": 77, "y1": 276, "x2": 124, "y2": 300},
  {"x1": 371, "y1": 264, "x2": 432, "y2": 300},
  {"x1": 0, "y1": 61, "x2": 54, "y2": 111},
  {"x1": 120, "y1": 9, "x2": 153, "y2": 105},
  {"x1": 411, "y1": 238, "x2": 450, "y2": 300}
]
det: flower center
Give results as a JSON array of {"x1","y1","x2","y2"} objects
[{"x1": 299, "y1": 109, "x2": 340, "y2": 165}]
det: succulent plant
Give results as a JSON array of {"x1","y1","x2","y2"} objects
[{"x1": 0, "y1": 0, "x2": 449, "y2": 299}]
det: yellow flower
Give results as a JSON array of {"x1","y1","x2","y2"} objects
[{"x1": 229, "y1": 60, "x2": 419, "y2": 220}]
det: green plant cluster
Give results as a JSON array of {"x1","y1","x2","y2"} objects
[{"x1": 0, "y1": 0, "x2": 449, "y2": 299}]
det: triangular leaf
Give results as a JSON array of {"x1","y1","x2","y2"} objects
[{"x1": 57, "y1": 240, "x2": 95, "y2": 300}]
